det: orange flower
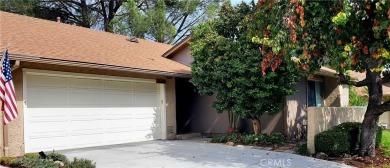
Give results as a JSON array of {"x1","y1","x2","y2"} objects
[
  {"x1": 388, "y1": 26, "x2": 390, "y2": 38},
  {"x1": 308, "y1": 74, "x2": 314, "y2": 79},
  {"x1": 372, "y1": 51, "x2": 379, "y2": 59},
  {"x1": 302, "y1": 64, "x2": 309, "y2": 71},
  {"x1": 340, "y1": 62, "x2": 347, "y2": 68},
  {"x1": 363, "y1": 45, "x2": 369, "y2": 55},
  {"x1": 337, "y1": 40, "x2": 342, "y2": 45}
]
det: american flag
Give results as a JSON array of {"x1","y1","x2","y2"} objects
[{"x1": 0, "y1": 50, "x2": 18, "y2": 124}]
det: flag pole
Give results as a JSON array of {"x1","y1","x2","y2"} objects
[{"x1": 1, "y1": 50, "x2": 5, "y2": 156}]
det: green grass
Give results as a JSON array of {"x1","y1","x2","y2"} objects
[{"x1": 381, "y1": 131, "x2": 390, "y2": 157}]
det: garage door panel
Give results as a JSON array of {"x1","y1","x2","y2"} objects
[
  {"x1": 29, "y1": 136, "x2": 69, "y2": 151},
  {"x1": 68, "y1": 108, "x2": 104, "y2": 117},
  {"x1": 28, "y1": 121, "x2": 68, "y2": 135},
  {"x1": 104, "y1": 80, "x2": 132, "y2": 91},
  {"x1": 103, "y1": 91, "x2": 132, "y2": 106},
  {"x1": 133, "y1": 93, "x2": 157, "y2": 107},
  {"x1": 133, "y1": 82, "x2": 157, "y2": 92},
  {"x1": 27, "y1": 75, "x2": 68, "y2": 88},
  {"x1": 27, "y1": 108, "x2": 67, "y2": 118},
  {"x1": 25, "y1": 72, "x2": 163, "y2": 152},
  {"x1": 70, "y1": 120, "x2": 104, "y2": 132},
  {"x1": 27, "y1": 87, "x2": 68, "y2": 107},
  {"x1": 69, "y1": 89, "x2": 102, "y2": 105},
  {"x1": 104, "y1": 118, "x2": 133, "y2": 130},
  {"x1": 70, "y1": 78, "x2": 102, "y2": 89}
]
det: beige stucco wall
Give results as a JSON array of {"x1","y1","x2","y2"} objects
[
  {"x1": 3, "y1": 62, "x2": 177, "y2": 156},
  {"x1": 307, "y1": 107, "x2": 366, "y2": 154},
  {"x1": 5, "y1": 68, "x2": 24, "y2": 156},
  {"x1": 165, "y1": 77, "x2": 177, "y2": 139},
  {"x1": 285, "y1": 78, "x2": 307, "y2": 139}
]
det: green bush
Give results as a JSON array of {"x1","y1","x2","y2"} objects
[
  {"x1": 210, "y1": 134, "x2": 227, "y2": 143},
  {"x1": 210, "y1": 132, "x2": 284, "y2": 145},
  {"x1": 315, "y1": 130, "x2": 350, "y2": 156},
  {"x1": 47, "y1": 150, "x2": 69, "y2": 164},
  {"x1": 0, "y1": 157, "x2": 17, "y2": 166},
  {"x1": 264, "y1": 133, "x2": 285, "y2": 145},
  {"x1": 68, "y1": 158, "x2": 96, "y2": 168},
  {"x1": 23, "y1": 153, "x2": 40, "y2": 159},
  {"x1": 315, "y1": 122, "x2": 383, "y2": 156},
  {"x1": 296, "y1": 143, "x2": 309, "y2": 156},
  {"x1": 11, "y1": 157, "x2": 59, "y2": 168}
]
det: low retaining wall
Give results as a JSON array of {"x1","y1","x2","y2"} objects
[{"x1": 307, "y1": 107, "x2": 366, "y2": 154}]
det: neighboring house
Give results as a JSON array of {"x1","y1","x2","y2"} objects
[
  {"x1": 0, "y1": 11, "x2": 190, "y2": 156},
  {"x1": 163, "y1": 37, "x2": 349, "y2": 139}
]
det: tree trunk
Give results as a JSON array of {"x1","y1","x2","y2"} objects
[
  {"x1": 359, "y1": 70, "x2": 382, "y2": 157},
  {"x1": 252, "y1": 118, "x2": 261, "y2": 135},
  {"x1": 360, "y1": 115, "x2": 379, "y2": 157}
]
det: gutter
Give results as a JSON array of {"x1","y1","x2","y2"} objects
[{"x1": 6, "y1": 53, "x2": 191, "y2": 78}]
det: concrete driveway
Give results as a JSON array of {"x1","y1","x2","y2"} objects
[{"x1": 62, "y1": 138, "x2": 352, "y2": 168}]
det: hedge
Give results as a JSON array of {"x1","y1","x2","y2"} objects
[{"x1": 315, "y1": 122, "x2": 383, "y2": 156}]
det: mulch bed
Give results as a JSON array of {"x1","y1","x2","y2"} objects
[{"x1": 334, "y1": 148, "x2": 390, "y2": 168}]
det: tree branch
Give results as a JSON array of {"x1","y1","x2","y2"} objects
[
  {"x1": 373, "y1": 101, "x2": 390, "y2": 115},
  {"x1": 339, "y1": 73, "x2": 369, "y2": 87}
]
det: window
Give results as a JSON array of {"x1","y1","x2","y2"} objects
[{"x1": 307, "y1": 80, "x2": 324, "y2": 107}]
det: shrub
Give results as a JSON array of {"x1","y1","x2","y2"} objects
[
  {"x1": 47, "y1": 150, "x2": 69, "y2": 164},
  {"x1": 0, "y1": 157, "x2": 17, "y2": 166},
  {"x1": 296, "y1": 143, "x2": 309, "y2": 156},
  {"x1": 264, "y1": 133, "x2": 285, "y2": 145},
  {"x1": 315, "y1": 130, "x2": 350, "y2": 156},
  {"x1": 227, "y1": 133, "x2": 244, "y2": 143},
  {"x1": 68, "y1": 158, "x2": 96, "y2": 168},
  {"x1": 210, "y1": 132, "x2": 284, "y2": 145},
  {"x1": 315, "y1": 122, "x2": 384, "y2": 156},
  {"x1": 23, "y1": 153, "x2": 40, "y2": 159},
  {"x1": 11, "y1": 157, "x2": 59, "y2": 168},
  {"x1": 210, "y1": 134, "x2": 227, "y2": 143}
]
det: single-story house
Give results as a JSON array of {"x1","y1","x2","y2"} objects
[
  {"x1": 163, "y1": 37, "x2": 349, "y2": 138},
  {"x1": 0, "y1": 11, "x2": 348, "y2": 157},
  {"x1": 0, "y1": 11, "x2": 191, "y2": 156}
]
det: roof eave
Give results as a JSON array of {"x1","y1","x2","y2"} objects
[
  {"x1": 162, "y1": 36, "x2": 191, "y2": 58},
  {"x1": 8, "y1": 54, "x2": 191, "y2": 78}
]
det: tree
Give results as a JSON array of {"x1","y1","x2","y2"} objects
[
  {"x1": 190, "y1": 2, "x2": 304, "y2": 134},
  {"x1": 113, "y1": 0, "x2": 221, "y2": 43},
  {"x1": 0, "y1": 0, "x2": 219, "y2": 44},
  {"x1": 251, "y1": 0, "x2": 389, "y2": 157}
]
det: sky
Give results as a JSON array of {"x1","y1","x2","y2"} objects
[{"x1": 230, "y1": 0, "x2": 252, "y2": 5}]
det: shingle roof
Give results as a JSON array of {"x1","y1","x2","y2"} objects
[{"x1": 0, "y1": 11, "x2": 190, "y2": 76}]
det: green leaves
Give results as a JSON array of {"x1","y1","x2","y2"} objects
[{"x1": 190, "y1": 2, "x2": 302, "y2": 120}]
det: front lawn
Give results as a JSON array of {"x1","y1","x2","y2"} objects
[{"x1": 381, "y1": 130, "x2": 390, "y2": 157}]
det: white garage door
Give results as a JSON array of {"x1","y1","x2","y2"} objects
[{"x1": 24, "y1": 70, "x2": 166, "y2": 152}]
